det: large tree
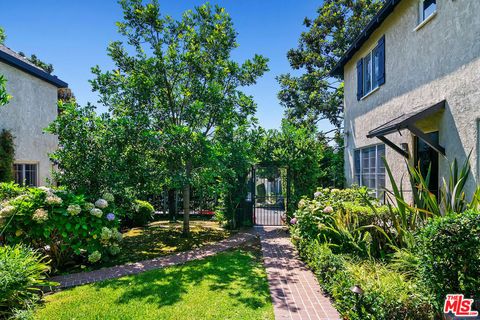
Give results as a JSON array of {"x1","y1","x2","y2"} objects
[
  {"x1": 277, "y1": 0, "x2": 384, "y2": 129},
  {"x1": 90, "y1": 0, "x2": 268, "y2": 235}
]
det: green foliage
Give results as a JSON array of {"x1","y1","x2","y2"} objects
[
  {"x1": 131, "y1": 200, "x2": 155, "y2": 227},
  {"x1": 291, "y1": 187, "x2": 392, "y2": 258},
  {"x1": 0, "y1": 184, "x2": 122, "y2": 271},
  {"x1": 0, "y1": 74, "x2": 12, "y2": 106},
  {"x1": 0, "y1": 129, "x2": 14, "y2": 182},
  {"x1": 51, "y1": 1, "x2": 268, "y2": 235},
  {"x1": 277, "y1": 0, "x2": 383, "y2": 128},
  {"x1": 47, "y1": 100, "x2": 159, "y2": 216},
  {"x1": 295, "y1": 240, "x2": 434, "y2": 320},
  {"x1": 0, "y1": 26, "x2": 5, "y2": 45},
  {"x1": 18, "y1": 52, "x2": 54, "y2": 74},
  {"x1": 257, "y1": 121, "x2": 343, "y2": 215},
  {"x1": 417, "y1": 210, "x2": 480, "y2": 310},
  {"x1": 0, "y1": 244, "x2": 56, "y2": 319}
]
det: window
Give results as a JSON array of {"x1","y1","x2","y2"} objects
[
  {"x1": 14, "y1": 163, "x2": 38, "y2": 187},
  {"x1": 354, "y1": 144, "x2": 385, "y2": 198},
  {"x1": 419, "y1": 0, "x2": 436, "y2": 23},
  {"x1": 357, "y1": 36, "x2": 385, "y2": 100}
]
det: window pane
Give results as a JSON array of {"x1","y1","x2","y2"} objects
[
  {"x1": 13, "y1": 164, "x2": 37, "y2": 187},
  {"x1": 423, "y1": 0, "x2": 436, "y2": 19},
  {"x1": 14, "y1": 164, "x2": 23, "y2": 185},
  {"x1": 372, "y1": 47, "x2": 379, "y2": 89},
  {"x1": 363, "y1": 54, "x2": 372, "y2": 93}
]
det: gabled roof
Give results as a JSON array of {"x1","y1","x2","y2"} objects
[
  {"x1": 0, "y1": 44, "x2": 67, "y2": 88},
  {"x1": 330, "y1": 0, "x2": 402, "y2": 78}
]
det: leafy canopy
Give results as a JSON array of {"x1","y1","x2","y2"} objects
[{"x1": 277, "y1": 0, "x2": 384, "y2": 128}]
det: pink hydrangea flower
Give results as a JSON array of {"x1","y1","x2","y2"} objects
[{"x1": 323, "y1": 206, "x2": 334, "y2": 214}]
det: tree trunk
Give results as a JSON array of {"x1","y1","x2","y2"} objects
[
  {"x1": 183, "y1": 161, "x2": 192, "y2": 236},
  {"x1": 183, "y1": 183, "x2": 190, "y2": 236},
  {"x1": 168, "y1": 189, "x2": 176, "y2": 222}
]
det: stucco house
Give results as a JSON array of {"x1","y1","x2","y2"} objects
[
  {"x1": 331, "y1": 0, "x2": 480, "y2": 200},
  {"x1": 0, "y1": 44, "x2": 67, "y2": 186}
]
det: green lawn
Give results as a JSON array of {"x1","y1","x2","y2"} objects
[{"x1": 36, "y1": 246, "x2": 274, "y2": 320}]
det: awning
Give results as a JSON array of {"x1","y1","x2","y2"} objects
[{"x1": 367, "y1": 100, "x2": 446, "y2": 158}]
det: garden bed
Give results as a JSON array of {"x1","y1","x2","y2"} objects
[{"x1": 61, "y1": 220, "x2": 232, "y2": 274}]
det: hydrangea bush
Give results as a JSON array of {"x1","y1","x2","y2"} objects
[{"x1": 0, "y1": 183, "x2": 123, "y2": 271}]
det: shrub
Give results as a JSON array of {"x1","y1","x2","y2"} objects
[
  {"x1": 131, "y1": 200, "x2": 154, "y2": 227},
  {"x1": 291, "y1": 187, "x2": 393, "y2": 258},
  {"x1": 417, "y1": 210, "x2": 480, "y2": 310},
  {"x1": 0, "y1": 183, "x2": 123, "y2": 271},
  {"x1": 0, "y1": 244, "x2": 56, "y2": 318},
  {"x1": 294, "y1": 239, "x2": 435, "y2": 320},
  {"x1": 0, "y1": 129, "x2": 14, "y2": 183}
]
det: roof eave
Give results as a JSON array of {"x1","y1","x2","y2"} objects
[
  {"x1": 0, "y1": 50, "x2": 68, "y2": 88},
  {"x1": 330, "y1": 0, "x2": 402, "y2": 78}
]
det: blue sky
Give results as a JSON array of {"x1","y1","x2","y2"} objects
[{"x1": 0, "y1": 0, "x2": 331, "y2": 130}]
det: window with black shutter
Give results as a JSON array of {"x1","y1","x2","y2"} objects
[{"x1": 357, "y1": 35, "x2": 385, "y2": 99}]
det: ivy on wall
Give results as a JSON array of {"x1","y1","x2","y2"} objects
[{"x1": 0, "y1": 129, "x2": 14, "y2": 182}]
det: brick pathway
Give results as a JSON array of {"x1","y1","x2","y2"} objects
[
  {"x1": 48, "y1": 231, "x2": 256, "y2": 290},
  {"x1": 256, "y1": 226, "x2": 341, "y2": 320}
]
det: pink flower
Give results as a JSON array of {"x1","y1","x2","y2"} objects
[
  {"x1": 290, "y1": 217, "x2": 297, "y2": 225},
  {"x1": 323, "y1": 206, "x2": 334, "y2": 214}
]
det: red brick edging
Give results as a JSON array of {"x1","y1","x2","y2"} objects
[{"x1": 47, "y1": 231, "x2": 257, "y2": 290}]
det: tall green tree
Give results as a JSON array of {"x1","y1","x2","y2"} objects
[
  {"x1": 257, "y1": 120, "x2": 343, "y2": 214},
  {"x1": 90, "y1": 0, "x2": 268, "y2": 235},
  {"x1": 277, "y1": 0, "x2": 384, "y2": 128}
]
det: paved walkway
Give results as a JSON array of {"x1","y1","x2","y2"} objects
[
  {"x1": 256, "y1": 226, "x2": 341, "y2": 320},
  {"x1": 48, "y1": 231, "x2": 256, "y2": 290}
]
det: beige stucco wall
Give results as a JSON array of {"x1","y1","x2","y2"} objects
[
  {"x1": 0, "y1": 61, "x2": 58, "y2": 186},
  {"x1": 343, "y1": 0, "x2": 480, "y2": 199}
]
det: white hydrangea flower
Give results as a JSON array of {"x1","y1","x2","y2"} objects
[
  {"x1": 314, "y1": 191, "x2": 322, "y2": 198},
  {"x1": 90, "y1": 208, "x2": 103, "y2": 218},
  {"x1": 84, "y1": 202, "x2": 95, "y2": 211},
  {"x1": 102, "y1": 193, "x2": 114, "y2": 203},
  {"x1": 114, "y1": 230, "x2": 123, "y2": 242},
  {"x1": 100, "y1": 227, "x2": 112, "y2": 241},
  {"x1": 323, "y1": 206, "x2": 334, "y2": 214},
  {"x1": 67, "y1": 204, "x2": 82, "y2": 216},
  {"x1": 46, "y1": 195, "x2": 63, "y2": 205},
  {"x1": 32, "y1": 208, "x2": 48, "y2": 223},
  {"x1": 109, "y1": 244, "x2": 121, "y2": 256},
  {"x1": 95, "y1": 199, "x2": 108, "y2": 209},
  {"x1": 88, "y1": 251, "x2": 102, "y2": 263},
  {"x1": 0, "y1": 205, "x2": 16, "y2": 217}
]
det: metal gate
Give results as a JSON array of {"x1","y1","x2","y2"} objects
[{"x1": 251, "y1": 166, "x2": 287, "y2": 226}]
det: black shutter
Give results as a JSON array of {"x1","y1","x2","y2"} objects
[
  {"x1": 377, "y1": 35, "x2": 385, "y2": 86},
  {"x1": 356, "y1": 59, "x2": 363, "y2": 100}
]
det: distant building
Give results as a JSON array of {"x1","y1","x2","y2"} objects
[
  {"x1": 0, "y1": 44, "x2": 67, "y2": 186},
  {"x1": 332, "y1": 0, "x2": 480, "y2": 200}
]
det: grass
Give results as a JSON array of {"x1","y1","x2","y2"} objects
[
  {"x1": 36, "y1": 245, "x2": 274, "y2": 320},
  {"x1": 62, "y1": 220, "x2": 231, "y2": 274}
]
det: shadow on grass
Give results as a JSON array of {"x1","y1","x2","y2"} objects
[{"x1": 91, "y1": 246, "x2": 271, "y2": 311}]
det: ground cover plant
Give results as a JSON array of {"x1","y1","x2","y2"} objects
[
  {"x1": 35, "y1": 246, "x2": 274, "y2": 320},
  {"x1": 290, "y1": 156, "x2": 480, "y2": 319}
]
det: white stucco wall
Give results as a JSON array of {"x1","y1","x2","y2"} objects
[
  {"x1": 343, "y1": 0, "x2": 480, "y2": 198},
  {"x1": 0, "y1": 61, "x2": 58, "y2": 186}
]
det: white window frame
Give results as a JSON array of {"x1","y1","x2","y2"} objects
[
  {"x1": 354, "y1": 144, "x2": 386, "y2": 198},
  {"x1": 14, "y1": 162, "x2": 39, "y2": 187}
]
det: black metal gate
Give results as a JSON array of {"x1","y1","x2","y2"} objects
[{"x1": 250, "y1": 166, "x2": 287, "y2": 226}]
